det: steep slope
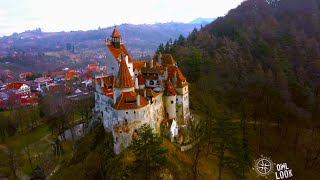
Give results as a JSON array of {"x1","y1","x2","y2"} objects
[
  {"x1": 166, "y1": 0, "x2": 320, "y2": 125},
  {"x1": 160, "y1": 0, "x2": 320, "y2": 178}
]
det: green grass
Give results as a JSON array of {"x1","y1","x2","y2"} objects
[
  {"x1": 4, "y1": 124, "x2": 50, "y2": 149},
  {"x1": 0, "y1": 110, "x2": 11, "y2": 117},
  {"x1": 73, "y1": 112, "x2": 82, "y2": 121}
]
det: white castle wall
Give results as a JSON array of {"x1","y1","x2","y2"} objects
[
  {"x1": 112, "y1": 105, "x2": 151, "y2": 154},
  {"x1": 105, "y1": 51, "x2": 119, "y2": 76},
  {"x1": 164, "y1": 95, "x2": 176, "y2": 119}
]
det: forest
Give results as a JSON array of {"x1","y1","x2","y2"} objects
[{"x1": 157, "y1": 0, "x2": 320, "y2": 179}]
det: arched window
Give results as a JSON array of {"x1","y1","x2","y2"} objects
[{"x1": 150, "y1": 80, "x2": 154, "y2": 85}]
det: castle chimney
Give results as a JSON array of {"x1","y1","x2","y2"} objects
[
  {"x1": 144, "y1": 89, "x2": 147, "y2": 98},
  {"x1": 125, "y1": 55, "x2": 128, "y2": 65},
  {"x1": 137, "y1": 94, "x2": 140, "y2": 106},
  {"x1": 113, "y1": 88, "x2": 117, "y2": 104},
  {"x1": 173, "y1": 71, "x2": 177, "y2": 86},
  {"x1": 150, "y1": 59, "x2": 153, "y2": 68},
  {"x1": 101, "y1": 78, "x2": 104, "y2": 87},
  {"x1": 158, "y1": 52, "x2": 162, "y2": 65},
  {"x1": 135, "y1": 77, "x2": 139, "y2": 89}
]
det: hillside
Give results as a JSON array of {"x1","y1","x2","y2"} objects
[
  {"x1": 160, "y1": 0, "x2": 320, "y2": 178},
  {"x1": 166, "y1": 0, "x2": 320, "y2": 127},
  {"x1": 0, "y1": 22, "x2": 205, "y2": 76}
]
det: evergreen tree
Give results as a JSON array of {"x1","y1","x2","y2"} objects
[
  {"x1": 130, "y1": 124, "x2": 167, "y2": 180},
  {"x1": 156, "y1": 43, "x2": 165, "y2": 53}
]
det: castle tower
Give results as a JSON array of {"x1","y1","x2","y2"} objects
[
  {"x1": 110, "y1": 28, "x2": 122, "y2": 48},
  {"x1": 173, "y1": 67, "x2": 190, "y2": 120},
  {"x1": 113, "y1": 54, "x2": 134, "y2": 103},
  {"x1": 163, "y1": 79, "x2": 177, "y2": 119},
  {"x1": 105, "y1": 28, "x2": 134, "y2": 77}
]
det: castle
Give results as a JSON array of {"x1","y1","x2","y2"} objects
[{"x1": 95, "y1": 28, "x2": 192, "y2": 154}]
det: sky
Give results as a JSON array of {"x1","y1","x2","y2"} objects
[{"x1": 0, "y1": 0, "x2": 243, "y2": 37}]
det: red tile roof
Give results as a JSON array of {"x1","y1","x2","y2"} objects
[
  {"x1": 87, "y1": 64, "x2": 97, "y2": 70},
  {"x1": 113, "y1": 91, "x2": 149, "y2": 110},
  {"x1": 106, "y1": 44, "x2": 133, "y2": 63},
  {"x1": 116, "y1": 55, "x2": 134, "y2": 88},
  {"x1": 20, "y1": 95, "x2": 38, "y2": 105},
  {"x1": 138, "y1": 74, "x2": 145, "y2": 85},
  {"x1": 6, "y1": 82, "x2": 25, "y2": 90},
  {"x1": 65, "y1": 73, "x2": 73, "y2": 80},
  {"x1": 110, "y1": 28, "x2": 121, "y2": 38},
  {"x1": 141, "y1": 66, "x2": 166, "y2": 75},
  {"x1": 96, "y1": 75, "x2": 115, "y2": 87},
  {"x1": 153, "y1": 54, "x2": 177, "y2": 67},
  {"x1": 164, "y1": 79, "x2": 177, "y2": 96},
  {"x1": 101, "y1": 87, "x2": 113, "y2": 97},
  {"x1": 136, "y1": 88, "x2": 162, "y2": 98},
  {"x1": 133, "y1": 61, "x2": 147, "y2": 71},
  {"x1": 143, "y1": 74, "x2": 158, "y2": 80},
  {"x1": 167, "y1": 66, "x2": 188, "y2": 88}
]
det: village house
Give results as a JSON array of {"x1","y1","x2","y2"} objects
[
  {"x1": 0, "y1": 82, "x2": 38, "y2": 107},
  {"x1": 95, "y1": 28, "x2": 192, "y2": 154}
]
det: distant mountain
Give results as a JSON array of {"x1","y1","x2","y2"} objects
[
  {"x1": 0, "y1": 23, "x2": 202, "y2": 58},
  {"x1": 0, "y1": 22, "x2": 201, "y2": 75},
  {"x1": 189, "y1": 17, "x2": 215, "y2": 24}
]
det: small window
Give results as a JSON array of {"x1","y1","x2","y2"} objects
[
  {"x1": 126, "y1": 112, "x2": 128, "y2": 114},
  {"x1": 134, "y1": 111, "x2": 136, "y2": 114},
  {"x1": 150, "y1": 80, "x2": 154, "y2": 85},
  {"x1": 171, "y1": 101, "x2": 174, "y2": 104}
]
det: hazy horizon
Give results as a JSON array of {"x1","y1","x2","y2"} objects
[{"x1": 0, "y1": 0, "x2": 243, "y2": 37}]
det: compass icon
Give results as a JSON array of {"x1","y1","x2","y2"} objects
[{"x1": 253, "y1": 155, "x2": 274, "y2": 178}]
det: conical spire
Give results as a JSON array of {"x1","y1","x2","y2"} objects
[
  {"x1": 116, "y1": 54, "x2": 134, "y2": 88},
  {"x1": 111, "y1": 28, "x2": 121, "y2": 38},
  {"x1": 110, "y1": 28, "x2": 122, "y2": 48}
]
